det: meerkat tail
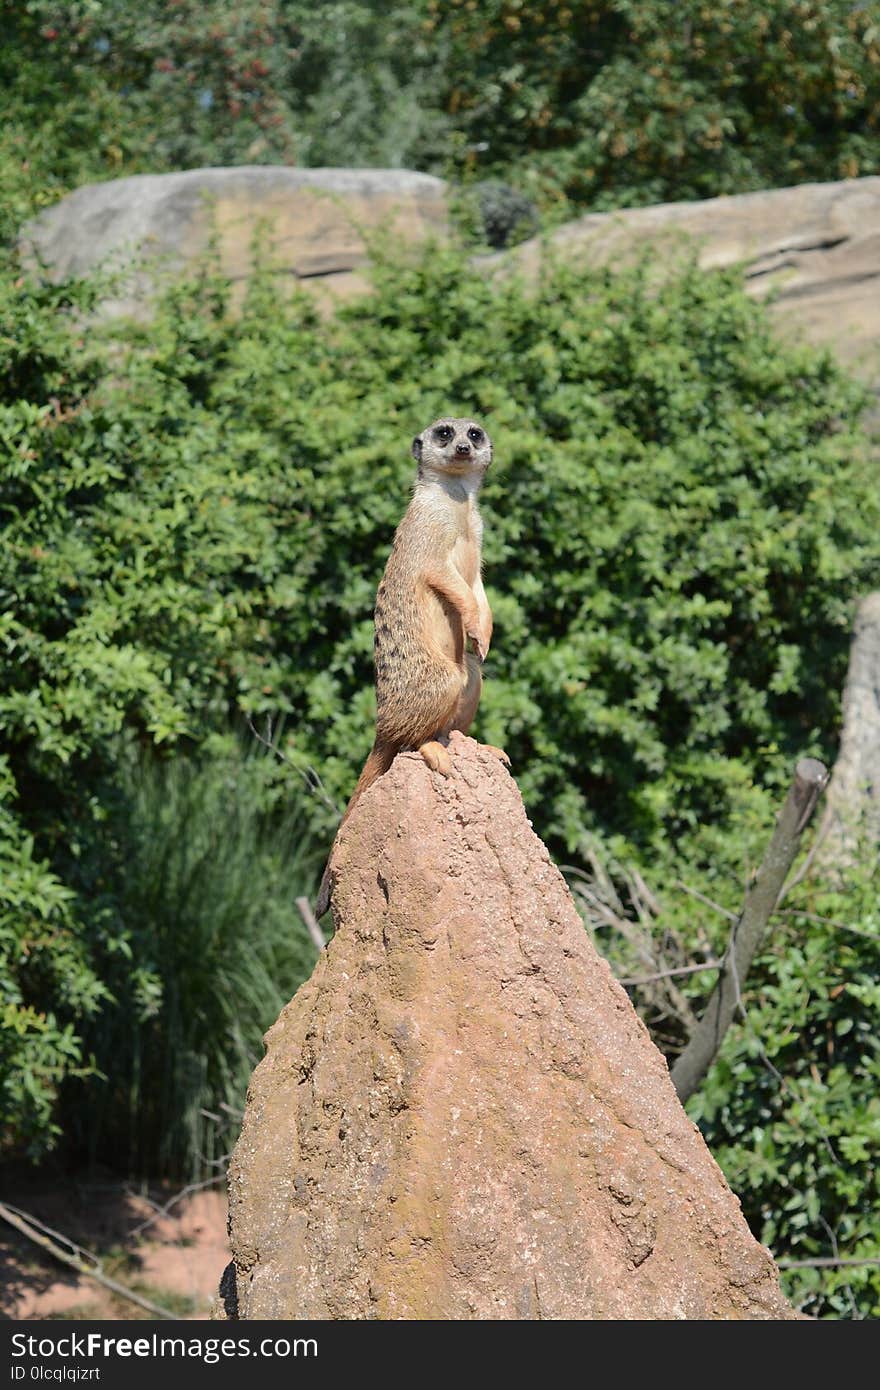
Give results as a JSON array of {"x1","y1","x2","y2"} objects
[{"x1": 313, "y1": 741, "x2": 397, "y2": 919}]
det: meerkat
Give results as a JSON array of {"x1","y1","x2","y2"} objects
[{"x1": 314, "y1": 415, "x2": 506, "y2": 918}]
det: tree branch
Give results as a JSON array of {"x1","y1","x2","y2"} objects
[
  {"x1": 619, "y1": 960, "x2": 723, "y2": 987},
  {"x1": 776, "y1": 1256, "x2": 880, "y2": 1270},
  {"x1": 814, "y1": 592, "x2": 880, "y2": 873},
  {"x1": 670, "y1": 757, "x2": 828, "y2": 1103},
  {"x1": 295, "y1": 895, "x2": 326, "y2": 951},
  {"x1": 0, "y1": 1200, "x2": 177, "y2": 1320}
]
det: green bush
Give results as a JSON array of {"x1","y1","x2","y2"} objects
[
  {"x1": 2, "y1": 235, "x2": 877, "y2": 1155},
  {"x1": 4, "y1": 0, "x2": 879, "y2": 1316},
  {"x1": 0, "y1": 752, "x2": 106, "y2": 1160},
  {"x1": 688, "y1": 865, "x2": 880, "y2": 1319},
  {"x1": 581, "y1": 831, "x2": 880, "y2": 1320}
]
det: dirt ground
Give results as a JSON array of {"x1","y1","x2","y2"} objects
[{"x1": 0, "y1": 1172, "x2": 230, "y2": 1321}]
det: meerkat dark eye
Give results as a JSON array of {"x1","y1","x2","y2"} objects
[
  {"x1": 434, "y1": 425, "x2": 453, "y2": 444},
  {"x1": 467, "y1": 427, "x2": 484, "y2": 445}
]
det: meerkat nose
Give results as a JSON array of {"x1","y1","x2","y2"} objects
[{"x1": 455, "y1": 442, "x2": 471, "y2": 456}]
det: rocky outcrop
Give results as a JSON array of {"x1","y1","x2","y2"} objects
[
  {"x1": 21, "y1": 170, "x2": 880, "y2": 386},
  {"x1": 223, "y1": 733, "x2": 796, "y2": 1320},
  {"x1": 21, "y1": 166, "x2": 447, "y2": 316},
  {"x1": 495, "y1": 176, "x2": 880, "y2": 381}
]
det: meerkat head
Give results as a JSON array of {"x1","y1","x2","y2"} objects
[{"x1": 411, "y1": 417, "x2": 492, "y2": 483}]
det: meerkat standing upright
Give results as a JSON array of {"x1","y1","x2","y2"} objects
[{"x1": 314, "y1": 416, "x2": 506, "y2": 917}]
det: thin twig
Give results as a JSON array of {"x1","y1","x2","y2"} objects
[
  {"x1": 671, "y1": 757, "x2": 828, "y2": 1103},
  {"x1": 246, "y1": 716, "x2": 341, "y2": 816},
  {"x1": 620, "y1": 867, "x2": 650, "y2": 930},
  {"x1": 776, "y1": 1256, "x2": 880, "y2": 1270},
  {"x1": 128, "y1": 1173, "x2": 228, "y2": 1239},
  {"x1": 776, "y1": 803, "x2": 833, "y2": 905},
  {"x1": 818, "y1": 1215, "x2": 858, "y2": 1318},
  {"x1": 673, "y1": 879, "x2": 738, "y2": 921},
  {"x1": 570, "y1": 873, "x2": 698, "y2": 1032},
  {"x1": 631, "y1": 867, "x2": 661, "y2": 918},
  {"x1": 0, "y1": 1201, "x2": 176, "y2": 1320},
  {"x1": 296, "y1": 895, "x2": 326, "y2": 951},
  {"x1": 619, "y1": 959, "x2": 723, "y2": 987},
  {"x1": 581, "y1": 845, "x2": 624, "y2": 914},
  {"x1": 773, "y1": 908, "x2": 880, "y2": 942}
]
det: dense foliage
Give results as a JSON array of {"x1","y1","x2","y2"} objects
[
  {"x1": 587, "y1": 839, "x2": 880, "y2": 1319},
  {"x1": 690, "y1": 868, "x2": 880, "y2": 1319},
  {"x1": 3, "y1": 0, "x2": 879, "y2": 245},
  {"x1": 429, "y1": 0, "x2": 880, "y2": 208},
  {"x1": 64, "y1": 743, "x2": 321, "y2": 1177}
]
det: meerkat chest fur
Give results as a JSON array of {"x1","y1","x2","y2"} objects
[
  {"x1": 388, "y1": 478, "x2": 482, "y2": 665},
  {"x1": 417, "y1": 478, "x2": 483, "y2": 584}
]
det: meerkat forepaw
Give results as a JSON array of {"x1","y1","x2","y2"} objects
[
  {"x1": 468, "y1": 631, "x2": 488, "y2": 663},
  {"x1": 483, "y1": 744, "x2": 510, "y2": 767},
  {"x1": 419, "y1": 741, "x2": 453, "y2": 777}
]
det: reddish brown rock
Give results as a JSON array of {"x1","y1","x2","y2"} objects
[{"x1": 223, "y1": 733, "x2": 796, "y2": 1320}]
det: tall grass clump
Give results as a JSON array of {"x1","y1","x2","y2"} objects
[{"x1": 63, "y1": 740, "x2": 321, "y2": 1179}]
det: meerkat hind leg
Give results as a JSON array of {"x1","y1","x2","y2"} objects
[
  {"x1": 450, "y1": 654, "x2": 482, "y2": 735},
  {"x1": 419, "y1": 740, "x2": 453, "y2": 776},
  {"x1": 450, "y1": 655, "x2": 510, "y2": 767}
]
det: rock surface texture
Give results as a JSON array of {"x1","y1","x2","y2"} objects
[
  {"x1": 496, "y1": 175, "x2": 880, "y2": 382},
  {"x1": 21, "y1": 166, "x2": 447, "y2": 316},
  {"x1": 223, "y1": 733, "x2": 796, "y2": 1320}
]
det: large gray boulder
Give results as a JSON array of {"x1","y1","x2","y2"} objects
[{"x1": 21, "y1": 166, "x2": 448, "y2": 316}]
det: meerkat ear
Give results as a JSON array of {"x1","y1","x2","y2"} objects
[{"x1": 411, "y1": 435, "x2": 423, "y2": 462}]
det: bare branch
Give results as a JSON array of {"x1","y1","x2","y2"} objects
[
  {"x1": 773, "y1": 908, "x2": 880, "y2": 942},
  {"x1": 776, "y1": 1256, "x2": 880, "y2": 1271},
  {"x1": 671, "y1": 757, "x2": 828, "y2": 1103},
  {"x1": 296, "y1": 895, "x2": 326, "y2": 951},
  {"x1": 246, "y1": 716, "x2": 341, "y2": 816},
  {"x1": 619, "y1": 960, "x2": 723, "y2": 987},
  {"x1": 776, "y1": 802, "x2": 832, "y2": 905},
  {"x1": 814, "y1": 592, "x2": 880, "y2": 873},
  {"x1": 631, "y1": 867, "x2": 661, "y2": 918},
  {"x1": 128, "y1": 1173, "x2": 227, "y2": 1239},
  {"x1": 0, "y1": 1200, "x2": 177, "y2": 1320},
  {"x1": 568, "y1": 864, "x2": 698, "y2": 1033},
  {"x1": 584, "y1": 844, "x2": 625, "y2": 914},
  {"x1": 673, "y1": 879, "x2": 738, "y2": 921}
]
